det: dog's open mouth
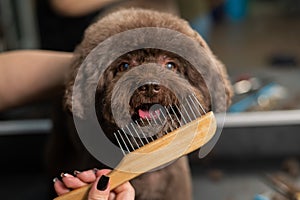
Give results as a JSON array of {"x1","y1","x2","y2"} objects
[
  {"x1": 137, "y1": 103, "x2": 160, "y2": 119},
  {"x1": 132, "y1": 103, "x2": 160, "y2": 125},
  {"x1": 131, "y1": 103, "x2": 179, "y2": 127}
]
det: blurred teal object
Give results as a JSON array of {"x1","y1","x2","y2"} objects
[
  {"x1": 190, "y1": 14, "x2": 212, "y2": 41},
  {"x1": 229, "y1": 83, "x2": 284, "y2": 112},
  {"x1": 225, "y1": 0, "x2": 248, "y2": 21},
  {"x1": 253, "y1": 194, "x2": 270, "y2": 200}
]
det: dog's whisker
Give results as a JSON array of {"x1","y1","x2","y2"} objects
[
  {"x1": 189, "y1": 95, "x2": 202, "y2": 118},
  {"x1": 135, "y1": 120, "x2": 150, "y2": 143},
  {"x1": 125, "y1": 125, "x2": 140, "y2": 148},
  {"x1": 116, "y1": 130, "x2": 130, "y2": 153},
  {"x1": 192, "y1": 93, "x2": 206, "y2": 114},
  {"x1": 131, "y1": 123, "x2": 145, "y2": 146},
  {"x1": 121, "y1": 128, "x2": 136, "y2": 151}
]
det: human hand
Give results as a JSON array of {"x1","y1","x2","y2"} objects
[{"x1": 53, "y1": 169, "x2": 135, "y2": 200}]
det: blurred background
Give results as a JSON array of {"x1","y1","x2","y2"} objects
[{"x1": 0, "y1": 0, "x2": 300, "y2": 199}]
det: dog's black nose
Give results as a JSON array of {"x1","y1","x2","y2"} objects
[{"x1": 139, "y1": 84, "x2": 161, "y2": 94}]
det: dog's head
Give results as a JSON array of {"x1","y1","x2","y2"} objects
[
  {"x1": 94, "y1": 48, "x2": 212, "y2": 141},
  {"x1": 64, "y1": 8, "x2": 233, "y2": 148}
]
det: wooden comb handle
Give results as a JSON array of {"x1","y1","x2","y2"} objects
[
  {"x1": 54, "y1": 170, "x2": 139, "y2": 200},
  {"x1": 54, "y1": 111, "x2": 216, "y2": 200}
]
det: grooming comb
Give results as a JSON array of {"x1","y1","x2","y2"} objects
[{"x1": 54, "y1": 94, "x2": 217, "y2": 200}]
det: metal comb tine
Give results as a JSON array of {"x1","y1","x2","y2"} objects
[
  {"x1": 149, "y1": 135, "x2": 156, "y2": 142},
  {"x1": 150, "y1": 112, "x2": 159, "y2": 125},
  {"x1": 181, "y1": 103, "x2": 192, "y2": 123},
  {"x1": 140, "y1": 117, "x2": 146, "y2": 126},
  {"x1": 117, "y1": 130, "x2": 130, "y2": 153},
  {"x1": 145, "y1": 116, "x2": 156, "y2": 141},
  {"x1": 164, "y1": 106, "x2": 175, "y2": 131},
  {"x1": 189, "y1": 95, "x2": 202, "y2": 117},
  {"x1": 131, "y1": 123, "x2": 145, "y2": 146},
  {"x1": 144, "y1": 116, "x2": 156, "y2": 141},
  {"x1": 158, "y1": 108, "x2": 170, "y2": 135},
  {"x1": 145, "y1": 116, "x2": 152, "y2": 126},
  {"x1": 114, "y1": 132, "x2": 126, "y2": 156},
  {"x1": 125, "y1": 125, "x2": 140, "y2": 148},
  {"x1": 174, "y1": 104, "x2": 188, "y2": 125},
  {"x1": 140, "y1": 118, "x2": 154, "y2": 142},
  {"x1": 135, "y1": 120, "x2": 150, "y2": 144},
  {"x1": 121, "y1": 128, "x2": 135, "y2": 151},
  {"x1": 148, "y1": 134, "x2": 156, "y2": 142},
  {"x1": 185, "y1": 96, "x2": 197, "y2": 120},
  {"x1": 168, "y1": 105, "x2": 182, "y2": 127},
  {"x1": 150, "y1": 113, "x2": 165, "y2": 139},
  {"x1": 156, "y1": 110, "x2": 164, "y2": 125},
  {"x1": 192, "y1": 93, "x2": 206, "y2": 114},
  {"x1": 158, "y1": 108, "x2": 167, "y2": 124},
  {"x1": 167, "y1": 105, "x2": 182, "y2": 128}
]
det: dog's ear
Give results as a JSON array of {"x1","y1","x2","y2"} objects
[
  {"x1": 192, "y1": 32, "x2": 233, "y2": 112},
  {"x1": 64, "y1": 56, "x2": 97, "y2": 118},
  {"x1": 212, "y1": 56, "x2": 233, "y2": 108},
  {"x1": 63, "y1": 53, "x2": 83, "y2": 116},
  {"x1": 63, "y1": 49, "x2": 117, "y2": 118}
]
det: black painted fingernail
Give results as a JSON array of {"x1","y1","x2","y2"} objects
[
  {"x1": 60, "y1": 173, "x2": 72, "y2": 178},
  {"x1": 60, "y1": 172, "x2": 65, "y2": 178},
  {"x1": 97, "y1": 175, "x2": 110, "y2": 191},
  {"x1": 74, "y1": 170, "x2": 81, "y2": 176},
  {"x1": 93, "y1": 168, "x2": 98, "y2": 174}
]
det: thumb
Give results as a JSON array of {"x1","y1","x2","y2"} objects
[{"x1": 88, "y1": 175, "x2": 110, "y2": 200}]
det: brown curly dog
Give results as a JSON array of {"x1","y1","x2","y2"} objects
[{"x1": 47, "y1": 8, "x2": 232, "y2": 200}]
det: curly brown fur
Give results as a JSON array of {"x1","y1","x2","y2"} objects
[{"x1": 47, "y1": 8, "x2": 233, "y2": 200}]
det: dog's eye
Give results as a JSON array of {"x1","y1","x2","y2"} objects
[
  {"x1": 165, "y1": 62, "x2": 176, "y2": 70},
  {"x1": 118, "y1": 62, "x2": 130, "y2": 72}
]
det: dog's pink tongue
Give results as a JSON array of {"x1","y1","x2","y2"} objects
[
  {"x1": 138, "y1": 109, "x2": 160, "y2": 119},
  {"x1": 138, "y1": 109, "x2": 151, "y2": 119}
]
